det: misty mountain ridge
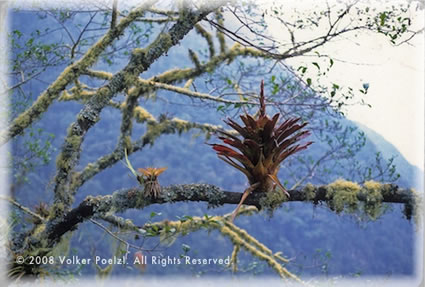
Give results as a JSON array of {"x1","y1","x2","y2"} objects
[{"x1": 354, "y1": 121, "x2": 424, "y2": 191}]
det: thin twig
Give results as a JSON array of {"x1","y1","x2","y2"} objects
[
  {"x1": 0, "y1": 196, "x2": 45, "y2": 222},
  {"x1": 89, "y1": 219, "x2": 149, "y2": 251}
]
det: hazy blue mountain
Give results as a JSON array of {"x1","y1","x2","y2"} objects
[{"x1": 354, "y1": 121, "x2": 424, "y2": 191}]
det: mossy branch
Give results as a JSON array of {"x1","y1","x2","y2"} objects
[
  {"x1": 82, "y1": 43, "x2": 271, "y2": 88},
  {"x1": 43, "y1": 181, "x2": 419, "y2": 247},
  {"x1": 52, "y1": 2, "x2": 225, "y2": 214},
  {"x1": 0, "y1": 0, "x2": 156, "y2": 145},
  {"x1": 216, "y1": 11, "x2": 226, "y2": 53},
  {"x1": 195, "y1": 23, "x2": 215, "y2": 58},
  {"x1": 69, "y1": 115, "x2": 227, "y2": 192},
  {"x1": 188, "y1": 49, "x2": 201, "y2": 69},
  {"x1": 141, "y1": 211, "x2": 299, "y2": 280},
  {"x1": 96, "y1": 214, "x2": 142, "y2": 233},
  {"x1": 219, "y1": 224, "x2": 299, "y2": 280},
  {"x1": 138, "y1": 78, "x2": 257, "y2": 105}
]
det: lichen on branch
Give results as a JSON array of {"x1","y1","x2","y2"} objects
[
  {"x1": 52, "y1": 2, "x2": 227, "y2": 215},
  {"x1": 0, "y1": 0, "x2": 157, "y2": 145}
]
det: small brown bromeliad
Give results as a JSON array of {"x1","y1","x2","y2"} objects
[
  {"x1": 124, "y1": 149, "x2": 167, "y2": 198},
  {"x1": 137, "y1": 167, "x2": 167, "y2": 198},
  {"x1": 210, "y1": 80, "x2": 313, "y2": 221}
]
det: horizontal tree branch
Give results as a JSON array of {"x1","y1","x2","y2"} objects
[
  {"x1": 69, "y1": 115, "x2": 229, "y2": 192},
  {"x1": 45, "y1": 182, "x2": 419, "y2": 245}
]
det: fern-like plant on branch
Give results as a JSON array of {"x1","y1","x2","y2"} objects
[{"x1": 211, "y1": 80, "x2": 313, "y2": 221}]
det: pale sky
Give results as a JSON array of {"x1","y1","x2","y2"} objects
[{"x1": 265, "y1": 1, "x2": 424, "y2": 169}]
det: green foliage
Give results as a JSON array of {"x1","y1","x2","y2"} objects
[{"x1": 12, "y1": 127, "x2": 56, "y2": 185}]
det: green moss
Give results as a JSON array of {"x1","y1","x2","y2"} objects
[
  {"x1": 359, "y1": 180, "x2": 384, "y2": 219},
  {"x1": 123, "y1": 69, "x2": 140, "y2": 87},
  {"x1": 188, "y1": 49, "x2": 201, "y2": 69},
  {"x1": 195, "y1": 24, "x2": 214, "y2": 58},
  {"x1": 409, "y1": 189, "x2": 422, "y2": 226},
  {"x1": 133, "y1": 106, "x2": 155, "y2": 123},
  {"x1": 363, "y1": 180, "x2": 382, "y2": 191},
  {"x1": 13, "y1": 113, "x2": 32, "y2": 132},
  {"x1": 229, "y1": 245, "x2": 239, "y2": 272},
  {"x1": 224, "y1": 221, "x2": 288, "y2": 263},
  {"x1": 363, "y1": 180, "x2": 384, "y2": 203},
  {"x1": 303, "y1": 183, "x2": 316, "y2": 201},
  {"x1": 69, "y1": 171, "x2": 82, "y2": 192},
  {"x1": 326, "y1": 179, "x2": 361, "y2": 213},
  {"x1": 259, "y1": 189, "x2": 287, "y2": 215},
  {"x1": 156, "y1": 33, "x2": 172, "y2": 51},
  {"x1": 49, "y1": 202, "x2": 66, "y2": 219},
  {"x1": 55, "y1": 153, "x2": 72, "y2": 171},
  {"x1": 215, "y1": 12, "x2": 226, "y2": 53},
  {"x1": 124, "y1": 136, "x2": 132, "y2": 153},
  {"x1": 66, "y1": 135, "x2": 82, "y2": 150},
  {"x1": 172, "y1": 117, "x2": 191, "y2": 134},
  {"x1": 32, "y1": 224, "x2": 46, "y2": 236},
  {"x1": 172, "y1": 117, "x2": 189, "y2": 127},
  {"x1": 219, "y1": 225, "x2": 296, "y2": 280}
]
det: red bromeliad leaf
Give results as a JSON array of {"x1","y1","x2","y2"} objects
[
  {"x1": 262, "y1": 113, "x2": 280, "y2": 141},
  {"x1": 225, "y1": 118, "x2": 252, "y2": 138},
  {"x1": 212, "y1": 144, "x2": 243, "y2": 158},
  {"x1": 218, "y1": 155, "x2": 252, "y2": 179},
  {"x1": 275, "y1": 117, "x2": 300, "y2": 136},
  {"x1": 211, "y1": 144, "x2": 253, "y2": 168},
  {"x1": 276, "y1": 122, "x2": 308, "y2": 144},
  {"x1": 240, "y1": 114, "x2": 257, "y2": 130},
  {"x1": 273, "y1": 130, "x2": 311, "y2": 160}
]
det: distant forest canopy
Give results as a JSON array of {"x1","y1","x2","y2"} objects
[{"x1": 2, "y1": 0, "x2": 423, "y2": 282}]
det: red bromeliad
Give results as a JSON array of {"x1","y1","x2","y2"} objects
[{"x1": 211, "y1": 80, "x2": 313, "y2": 221}]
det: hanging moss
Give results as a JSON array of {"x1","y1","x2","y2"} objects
[
  {"x1": 219, "y1": 225, "x2": 297, "y2": 280},
  {"x1": 49, "y1": 202, "x2": 66, "y2": 219},
  {"x1": 259, "y1": 189, "x2": 288, "y2": 214},
  {"x1": 100, "y1": 214, "x2": 141, "y2": 233},
  {"x1": 123, "y1": 136, "x2": 132, "y2": 153},
  {"x1": 410, "y1": 189, "x2": 422, "y2": 226},
  {"x1": 360, "y1": 180, "x2": 384, "y2": 219},
  {"x1": 194, "y1": 24, "x2": 215, "y2": 58},
  {"x1": 215, "y1": 11, "x2": 226, "y2": 53},
  {"x1": 224, "y1": 221, "x2": 289, "y2": 264},
  {"x1": 229, "y1": 245, "x2": 240, "y2": 272},
  {"x1": 133, "y1": 106, "x2": 156, "y2": 123},
  {"x1": 303, "y1": 183, "x2": 317, "y2": 201},
  {"x1": 326, "y1": 179, "x2": 361, "y2": 213},
  {"x1": 363, "y1": 181, "x2": 384, "y2": 204}
]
